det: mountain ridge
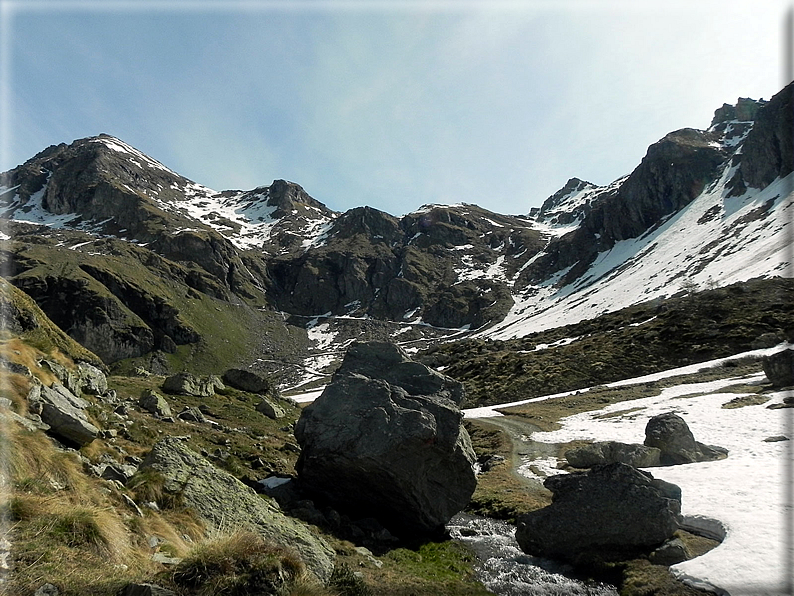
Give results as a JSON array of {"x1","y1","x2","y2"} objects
[{"x1": 1, "y1": 83, "x2": 791, "y2": 382}]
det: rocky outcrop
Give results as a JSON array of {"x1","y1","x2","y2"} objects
[
  {"x1": 762, "y1": 348, "x2": 794, "y2": 387},
  {"x1": 565, "y1": 441, "x2": 661, "y2": 469},
  {"x1": 644, "y1": 413, "x2": 727, "y2": 465},
  {"x1": 515, "y1": 463, "x2": 682, "y2": 563},
  {"x1": 523, "y1": 127, "x2": 727, "y2": 285},
  {"x1": 295, "y1": 342, "x2": 476, "y2": 538},
  {"x1": 139, "y1": 437, "x2": 335, "y2": 583},
  {"x1": 727, "y1": 82, "x2": 793, "y2": 195},
  {"x1": 28, "y1": 383, "x2": 99, "y2": 447},
  {"x1": 162, "y1": 373, "x2": 224, "y2": 397}
]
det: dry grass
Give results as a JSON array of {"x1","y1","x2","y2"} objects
[{"x1": 169, "y1": 531, "x2": 332, "y2": 596}]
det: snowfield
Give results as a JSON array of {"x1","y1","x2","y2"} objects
[{"x1": 466, "y1": 345, "x2": 794, "y2": 596}]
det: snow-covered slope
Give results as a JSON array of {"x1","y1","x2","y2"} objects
[
  {"x1": 467, "y1": 345, "x2": 792, "y2": 596},
  {"x1": 480, "y1": 168, "x2": 792, "y2": 340}
]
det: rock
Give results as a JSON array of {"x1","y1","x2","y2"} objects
[
  {"x1": 40, "y1": 359, "x2": 81, "y2": 396},
  {"x1": 515, "y1": 463, "x2": 682, "y2": 562},
  {"x1": 34, "y1": 584, "x2": 59, "y2": 596},
  {"x1": 565, "y1": 441, "x2": 661, "y2": 468},
  {"x1": 644, "y1": 413, "x2": 728, "y2": 465},
  {"x1": 31, "y1": 383, "x2": 99, "y2": 447},
  {"x1": 138, "y1": 390, "x2": 172, "y2": 418},
  {"x1": 649, "y1": 536, "x2": 692, "y2": 566},
  {"x1": 119, "y1": 583, "x2": 178, "y2": 596},
  {"x1": 139, "y1": 437, "x2": 335, "y2": 582},
  {"x1": 335, "y1": 341, "x2": 464, "y2": 405},
  {"x1": 256, "y1": 398, "x2": 285, "y2": 420},
  {"x1": 162, "y1": 372, "x2": 224, "y2": 397},
  {"x1": 0, "y1": 360, "x2": 32, "y2": 376},
  {"x1": 762, "y1": 348, "x2": 794, "y2": 387},
  {"x1": 763, "y1": 435, "x2": 789, "y2": 442},
  {"x1": 295, "y1": 341, "x2": 476, "y2": 539},
  {"x1": 223, "y1": 368, "x2": 274, "y2": 394},
  {"x1": 100, "y1": 463, "x2": 138, "y2": 483},
  {"x1": 76, "y1": 362, "x2": 108, "y2": 395},
  {"x1": 176, "y1": 407, "x2": 206, "y2": 423}
]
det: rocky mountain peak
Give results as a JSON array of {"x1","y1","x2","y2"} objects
[{"x1": 710, "y1": 97, "x2": 767, "y2": 128}]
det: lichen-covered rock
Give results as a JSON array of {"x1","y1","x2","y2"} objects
[
  {"x1": 644, "y1": 413, "x2": 728, "y2": 465},
  {"x1": 295, "y1": 341, "x2": 476, "y2": 539},
  {"x1": 139, "y1": 437, "x2": 335, "y2": 583},
  {"x1": 515, "y1": 463, "x2": 682, "y2": 562},
  {"x1": 565, "y1": 441, "x2": 661, "y2": 468}
]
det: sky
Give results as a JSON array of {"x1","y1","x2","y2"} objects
[{"x1": 0, "y1": 0, "x2": 790, "y2": 216}]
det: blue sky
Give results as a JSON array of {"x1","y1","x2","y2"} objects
[{"x1": 1, "y1": 0, "x2": 789, "y2": 215}]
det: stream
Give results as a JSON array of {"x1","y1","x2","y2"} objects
[
  {"x1": 452, "y1": 415, "x2": 619, "y2": 595},
  {"x1": 448, "y1": 513, "x2": 618, "y2": 596}
]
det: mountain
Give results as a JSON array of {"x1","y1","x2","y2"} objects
[{"x1": 1, "y1": 83, "x2": 791, "y2": 389}]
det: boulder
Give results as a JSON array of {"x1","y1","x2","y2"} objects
[
  {"x1": 138, "y1": 390, "x2": 172, "y2": 418},
  {"x1": 762, "y1": 348, "x2": 794, "y2": 387},
  {"x1": 30, "y1": 383, "x2": 99, "y2": 447},
  {"x1": 176, "y1": 407, "x2": 206, "y2": 423},
  {"x1": 76, "y1": 362, "x2": 108, "y2": 395},
  {"x1": 256, "y1": 398, "x2": 285, "y2": 420},
  {"x1": 162, "y1": 373, "x2": 223, "y2": 397},
  {"x1": 295, "y1": 341, "x2": 476, "y2": 539},
  {"x1": 565, "y1": 441, "x2": 661, "y2": 468},
  {"x1": 139, "y1": 437, "x2": 335, "y2": 583},
  {"x1": 335, "y1": 341, "x2": 464, "y2": 405},
  {"x1": 644, "y1": 413, "x2": 728, "y2": 465},
  {"x1": 515, "y1": 463, "x2": 682, "y2": 562},
  {"x1": 223, "y1": 368, "x2": 274, "y2": 394},
  {"x1": 100, "y1": 463, "x2": 138, "y2": 484}
]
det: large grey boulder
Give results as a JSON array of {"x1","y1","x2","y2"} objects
[
  {"x1": 223, "y1": 368, "x2": 274, "y2": 394},
  {"x1": 162, "y1": 373, "x2": 224, "y2": 397},
  {"x1": 644, "y1": 413, "x2": 728, "y2": 465},
  {"x1": 295, "y1": 341, "x2": 476, "y2": 539},
  {"x1": 29, "y1": 383, "x2": 99, "y2": 447},
  {"x1": 565, "y1": 441, "x2": 661, "y2": 468},
  {"x1": 515, "y1": 463, "x2": 682, "y2": 562},
  {"x1": 139, "y1": 437, "x2": 335, "y2": 583},
  {"x1": 763, "y1": 348, "x2": 794, "y2": 387}
]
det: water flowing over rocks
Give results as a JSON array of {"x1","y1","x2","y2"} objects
[
  {"x1": 139, "y1": 437, "x2": 336, "y2": 583},
  {"x1": 294, "y1": 341, "x2": 477, "y2": 539},
  {"x1": 515, "y1": 463, "x2": 682, "y2": 563}
]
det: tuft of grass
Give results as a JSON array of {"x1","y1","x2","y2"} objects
[{"x1": 169, "y1": 531, "x2": 320, "y2": 596}]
